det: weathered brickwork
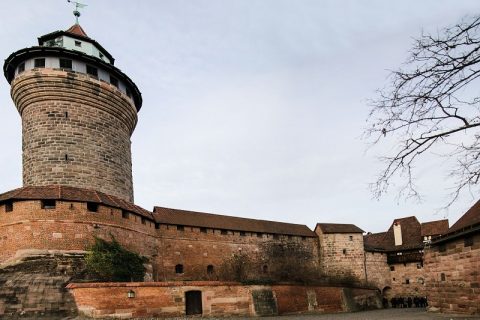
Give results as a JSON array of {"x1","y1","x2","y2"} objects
[
  {"x1": 11, "y1": 69, "x2": 137, "y2": 202},
  {"x1": 66, "y1": 282, "x2": 380, "y2": 318},
  {"x1": 316, "y1": 231, "x2": 366, "y2": 282},
  {"x1": 424, "y1": 233, "x2": 480, "y2": 315},
  {"x1": 364, "y1": 251, "x2": 391, "y2": 292}
]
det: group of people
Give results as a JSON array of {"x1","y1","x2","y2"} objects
[{"x1": 383, "y1": 296, "x2": 428, "y2": 308}]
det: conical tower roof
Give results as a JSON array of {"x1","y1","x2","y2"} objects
[{"x1": 65, "y1": 24, "x2": 89, "y2": 38}]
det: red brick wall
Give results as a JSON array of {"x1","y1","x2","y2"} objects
[
  {"x1": 67, "y1": 282, "x2": 375, "y2": 318},
  {"x1": 424, "y1": 233, "x2": 480, "y2": 315}
]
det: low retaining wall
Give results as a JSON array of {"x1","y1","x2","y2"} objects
[{"x1": 67, "y1": 281, "x2": 381, "y2": 318}]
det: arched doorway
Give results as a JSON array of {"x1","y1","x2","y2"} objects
[{"x1": 185, "y1": 290, "x2": 202, "y2": 315}]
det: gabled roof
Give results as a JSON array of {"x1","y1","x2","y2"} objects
[
  {"x1": 449, "y1": 200, "x2": 480, "y2": 233},
  {"x1": 421, "y1": 219, "x2": 449, "y2": 236},
  {"x1": 153, "y1": 206, "x2": 317, "y2": 237},
  {"x1": 315, "y1": 223, "x2": 364, "y2": 234},
  {"x1": 0, "y1": 185, "x2": 153, "y2": 221},
  {"x1": 363, "y1": 232, "x2": 387, "y2": 251}
]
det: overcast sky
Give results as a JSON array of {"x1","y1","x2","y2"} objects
[{"x1": 0, "y1": 1, "x2": 478, "y2": 232}]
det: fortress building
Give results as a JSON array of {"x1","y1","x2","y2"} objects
[{"x1": 0, "y1": 21, "x2": 478, "y2": 318}]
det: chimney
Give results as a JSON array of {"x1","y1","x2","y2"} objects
[{"x1": 393, "y1": 222, "x2": 402, "y2": 246}]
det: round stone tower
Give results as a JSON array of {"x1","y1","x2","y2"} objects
[{"x1": 3, "y1": 24, "x2": 142, "y2": 202}]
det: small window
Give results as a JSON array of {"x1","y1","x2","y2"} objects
[
  {"x1": 155, "y1": 223, "x2": 160, "y2": 229},
  {"x1": 392, "y1": 277, "x2": 396, "y2": 281},
  {"x1": 302, "y1": 236, "x2": 306, "y2": 241},
  {"x1": 405, "y1": 278, "x2": 410, "y2": 284},
  {"x1": 122, "y1": 210, "x2": 129, "y2": 219},
  {"x1": 200, "y1": 227, "x2": 207, "y2": 233},
  {"x1": 75, "y1": 41, "x2": 82, "y2": 47},
  {"x1": 439, "y1": 244, "x2": 447, "y2": 252},
  {"x1": 59, "y1": 58, "x2": 72, "y2": 69},
  {"x1": 175, "y1": 264, "x2": 184, "y2": 274},
  {"x1": 86, "y1": 65, "x2": 98, "y2": 77},
  {"x1": 207, "y1": 265, "x2": 214, "y2": 274},
  {"x1": 141, "y1": 217, "x2": 146, "y2": 225},
  {"x1": 349, "y1": 235, "x2": 353, "y2": 241},
  {"x1": 440, "y1": 273, "x2": 446, "y2": 281},
  {"x1": 221, "y1": 229, "x2": 228, "y2": 235},
  {"x1": 110, "y1": 76, "x2": 119, "y2": 87},
  {"x1": 257, "y1": 233, "x2": 263, "y2": 238},
  {"x1": 87, "y1": 202, "x2": 98, "y2": 212},
  {"x1": 342, "y1": 249, "x2": 347, "y2": 255},
  {"x1": 390, "y1": 266, "x2": 395, "y2": 271},
  {"x1": 464, "y1": 236, "x2": 474, "y2": 247},
  {"x1": 177, "y1": 225, "x2": 184, "y2": 231},
  {"x1": 262, "y1": 265, "x2": 268, "y2": 273},
  {"x1": 18, "y1": 62, "x2": 25, "y2": 74},
  {"x1": 5, "y1": 201, "x2": 13, "y2": 212},
  {"x1": 41, "y1": 199, "x2": 56, "y2": 209},
  {"x1": 34, "y1": 58, "x2": 45, "y2": 68},
  {"x1": 240, "y1": 231, "x2": 246, "y2": 237}
]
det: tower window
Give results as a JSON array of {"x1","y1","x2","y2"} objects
[
  {"x1": 175, "y1": 264, "x2": 184, "y2": 274},
  {"x1": 41, "y1": 199, "x2": 56, "y2": 209},
  {"x1": 240, "y1": 231, "x2": 246, "y2": 237},
  {"x1": 257, "y1": 233, "x2": 263, "y2": 238},
  {"x1": 34, "y1": 58, "x2": 45, "y2": 68},
  {"x1": 220, "y1": 229, "x2": 228, "y2": 235},
  {"x1": 59, "y1": 58, "x2": 72, "y2": 69},
  {"x1": 464, "y1": 236, "x2": 474, "y2": 247},
  {"x1": 5, "y1": 201, "x2": 13, "y2": 212},
  {"x1": 86, "y1": 65, "x2": 98, "y2": 77},
  {"x1": 18, "y1": 62, "x2": 25, "y2": 74},
  {"x1": 349, "y1": 235, "x2": 353, "y2": 241},
  {"x1": 177, "y1": 225, "x2": 184, "y2": 231},
  {"x1": 390, "y1": 266, "x2": 395, "y2": 271},
  {"x1": 441, "y1": 273, "x2": 446, "y2": 281},
  {"x1": 207, "y1": 265, "x2": 214, "y2": 274},
  {"x1": 87, "y1": 202, "x2": 98, "y2": 212},
  {"x1": 141, "y1": 217, "x2": 146, "y2": 225},
  {"x1": 342, "y1": 249, "x2": 347, "y2": 254},
  {"x1": 405, "y1": 278, "x2": 410, "y2": 284},
  {"x1": 126, "y1": 88, "x2": 132, "y2": 98},
  {"x1": 109, "y1": 76, "x2": 119, "y2": 87},
  {"x1": 200, "y1": 227, "x2": 207, "y2": 233},
  {"x1": 122, "y1": 210, "x2": 129, "y2": 219},
  {"x1": 75, "y1": 41, "x2": 82, "y2": 47}
]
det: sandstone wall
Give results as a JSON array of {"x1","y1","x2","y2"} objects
[
  {"x1": 11, "y1": 69, "x2": 137, "y2": 202},
  {"x1": 388, "y1": 261, "x2": 425, "y2": 297},
  {"x1": 365, "y1": 251, "x2": 391, "y2": 292},
  {"x1": 424, "y1": 232, "x2": 480, "y2": 315},
  {"x1": 317, "y1": 232, "x2": 366, "y2": 282}
]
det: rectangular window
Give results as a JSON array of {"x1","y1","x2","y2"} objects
[
  {"x1": 200, "y1": 227, "x2": 207, "y2": 233},
  {"x1": 302, "y1": 236, "x2": 306, "y2": 241},
  {"x1": 390, "y1": 266, "x2": 395, "y2": 271},
  {"x1": 441, "y1": 273, "x2": 446, "y2": 281},
  {"x1": 87, "y1": 202, "x2": 98, "y2": 212},
  {"x1": 59, "y1": 58, "x2": 72, "y2": 69},
  {"x1": 110, "y1": 76, "x2": 119, "y2": 87},
  {"x1": 41, "y1": 199, "x2": 56, "y2": 209},
  {"x1": 18, "y1": 62, "x2": 25, "y2": 74},
  {"x1": 122, "y1": 210, "x2": 129, "y2": 219},
  {"x1": 155, "y1": 223, "x2": 160, "y2": 229},
  {"x1": 405, "y1": 278, "x2": 410, "y2": 284},
  {"x1": 464, "y1": 236, "x2": 474, "y2": 247},
  {"x1": 342, "y1": 249, "x2": 347, "y2": 255},
  {"x1": 177, "y1": 225, "x2": 184, "y2": 231},
  {"x1": 221, "y1": 229, "x2": 228, "y2": 235},
  {"x1": 75, "y1": 41, "x2": 82, "y2": 47},
  {"x1": 141, "y1": 217, "x2": 146, "y2": 225},
  {"x1": 257, "y1": 233, "x2": 263, "y2": 238},
  {"x1": 240, "y1": 231, "x2": 246, "y2": 237},
  {"x1": 34, "y1": 58, "x2": 45, "y2": 68},
  {"x1": 349, "y1": 235, "x2": 353, "y2": 241},
  {"x1": 5, "y1": 201, "x2": 13, "y2": 212},
  {"x1": 86, "y1": 65, "x2": 98, "y2": 77}
]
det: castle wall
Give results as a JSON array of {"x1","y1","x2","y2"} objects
[
  {"x1": 11, "y1": 69, "x2": 137, "y2": 202},
  {"x1": 424, "y1": 233, "x2": 480, "y2": 314},
  {"x1": 364, "y1": 251, "x2": 391, "y2": 292},
  {"x1": 316, "y1": 231, "x2": 366, "y2": 282},
  {"x1": 388, "y1": 261, "x2": 425, "y2": 297}
]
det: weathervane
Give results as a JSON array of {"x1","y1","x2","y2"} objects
[{"x1": 67, "y1": 0, "x2": 87, "y2": 24}]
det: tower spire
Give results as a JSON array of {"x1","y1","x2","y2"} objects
[{"x1": 67, "y1": 0, "x2": 87, "y2": 24}]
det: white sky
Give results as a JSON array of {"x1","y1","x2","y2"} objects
[{"x1": 0, "y1": 0, "x2": 478, "y2": 232}]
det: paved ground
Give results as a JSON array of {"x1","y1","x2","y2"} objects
[{"x1": 255, "y1": 309, "x2": 480, "y2": 320}]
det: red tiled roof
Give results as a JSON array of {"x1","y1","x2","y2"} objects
[
  {"x1": 421, "y1": 219, "x2": 449, "y2": 236},
  {"x1": 315, "y1": 223, "x2": 364, "y2": 234},
  {"x1": 0, "y1": 185, "x2": 153, "y2": 220},
  {"x1": 449, "y1": 200, "x2": 480, "y2": 233},
  {"x1": 65, "y1": 24, "x2": 89, "y2": 38},
  {"x1": 363, "y1": 232, "x2": 387, "y2": 250},
  {"x1": 153, "y1": 206, "x2": 316, "y2": 237}
]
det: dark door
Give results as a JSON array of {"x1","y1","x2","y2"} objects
[{"x1": 185, "y1": 290, "x2": 202, "y2": 315}]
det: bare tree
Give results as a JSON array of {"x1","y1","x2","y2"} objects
[{"x1": 365, "y1": 15, "x2": 480, "y2": 205}]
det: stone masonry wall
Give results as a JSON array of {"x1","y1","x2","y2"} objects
[
  {"x1": 424, "y1": 232, "x2": 480, "y2": 315},
  {"x1": 365, "y1": 251, "x2": 391, "y2": 292},
  {"x1": 11, "y1": 69, "x2": 137, "y2": 202},
  {"x1": 388, "y1": 261, "x2": 425, "y2": 297},
  {"x1": 316, "y1": 232, "x2": 366, "y2": 282}
]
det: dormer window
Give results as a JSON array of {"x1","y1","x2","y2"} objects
[
  {"x1": 34, "y1": 58, "x2": 45, "y2": 68},
  {"x1": 18, "y1": 63, "x2": 25, "y2": 74},
  {"x1": 75, "y1": 41, "x2": 82, "y2": 47}
]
